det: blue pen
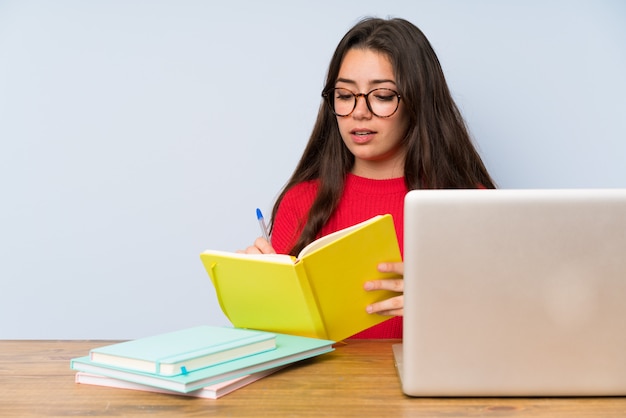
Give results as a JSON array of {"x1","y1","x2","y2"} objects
[{"x1": 256, "y1": 208, "x2": 270, "y2": 242}]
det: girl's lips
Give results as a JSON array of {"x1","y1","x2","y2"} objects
[{"x1": 350, "y1": 129, "x2": 376, "y2": 144}]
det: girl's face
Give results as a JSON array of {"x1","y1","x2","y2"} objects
[{"x1": 334, "y1": 48, "x2": 409, "y2": 179}]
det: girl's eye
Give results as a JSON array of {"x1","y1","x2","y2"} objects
[
  {"x1": 373, "y1": 92, "x2": 395, "y2": 102},
  {"x1": 335, "y1": 91, "x2": 353, "y2": 101}
]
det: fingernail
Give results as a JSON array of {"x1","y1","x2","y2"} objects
[{"x1": 377, "y1": 263, "x2": 389, "y2": 272}]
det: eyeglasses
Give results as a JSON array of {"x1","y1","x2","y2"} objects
[{"x1": 322, "y1": 87, "x2": 401, "y2": 118}]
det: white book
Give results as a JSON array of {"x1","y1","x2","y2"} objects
[{"x1": 75, "y1": 366, "x2": 283, "y2": 399}]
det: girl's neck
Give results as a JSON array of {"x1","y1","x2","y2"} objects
[{"x1": 351, "y1": 159, "x2": 405, "y2": 180}]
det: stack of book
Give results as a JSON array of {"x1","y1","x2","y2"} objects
[{"x1": 71, "y1": 325, "x2": 334, "y2": 399}]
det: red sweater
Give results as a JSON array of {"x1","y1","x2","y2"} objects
[{"x1": 271, "y1": 173, "x2": 407, "y2": 339}]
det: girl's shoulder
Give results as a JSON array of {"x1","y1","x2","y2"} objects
[
  {"x1": 283, "y1": 179, "x2": 320, "y2": 201},
  {"x1": 275, "y1": 179, "x2": 319, "y2": 220}
]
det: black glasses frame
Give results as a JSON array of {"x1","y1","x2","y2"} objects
[{"x1": 322, "y1": 87, "x2": 402, "y2": 118}]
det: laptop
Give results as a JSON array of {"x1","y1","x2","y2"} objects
[{"x1": 395, "y1": 189, "x2": 626, "y2": 396}]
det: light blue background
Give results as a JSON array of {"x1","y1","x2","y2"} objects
[{"x1": 1, "y1": 0, "x2": 624, "y2": 339}]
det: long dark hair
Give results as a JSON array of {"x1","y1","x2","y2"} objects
[{"x1": 271, "y1": 17, "x2": 496, "y2": 255}]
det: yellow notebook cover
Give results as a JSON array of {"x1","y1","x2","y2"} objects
[{"x1": 200, "y1": 214, "x2": 402, "y2": 342}]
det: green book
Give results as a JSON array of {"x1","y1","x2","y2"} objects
[
  {"x1": 88, "y1": 326, "x2": 276, "y2": 376},
  {"x1": 71, "y1": 333, "x2": 334, "y2": 393}
]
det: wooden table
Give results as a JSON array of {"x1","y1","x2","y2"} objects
[{"x1": 1, "y1": 340, "x2": 625, "y2": 417}]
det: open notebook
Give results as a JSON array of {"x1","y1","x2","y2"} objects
[{"x1": 396, "y1": 189, "x2": 626, "y2": 396}]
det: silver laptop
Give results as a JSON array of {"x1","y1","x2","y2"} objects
[{"x1": 395, "y1": 189, "x2": 626, "y2": 396}]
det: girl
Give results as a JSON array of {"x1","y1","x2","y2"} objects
[{"x1": 243, "y1": 17, "x2": 495, "y2": 338}]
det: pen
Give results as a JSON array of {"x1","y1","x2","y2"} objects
[{"x1": 256, "y1": 208, "x2": 270, "y2": 242}]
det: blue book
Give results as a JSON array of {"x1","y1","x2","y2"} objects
[
  {"x1": 71, "y1": 333, "x2": 334, "y2": 393},
  {"x1": 88, "y1": 326, "x2": 276, "y2": 376}
]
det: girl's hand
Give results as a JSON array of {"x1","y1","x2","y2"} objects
[
  {"x1": 364, "y1": 262, "x2": 404, "y2": 316},
  {"x1": 237, "y1": 237, "x2": 276, "y2": 254}
]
